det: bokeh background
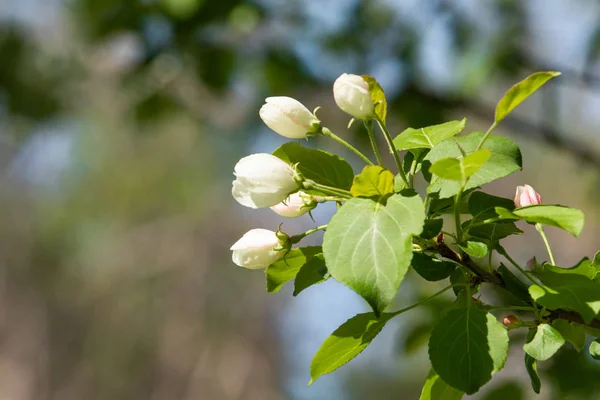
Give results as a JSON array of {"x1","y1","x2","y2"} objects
[{"x1": 1, "y1": 0, "x2": 600, "y2": 399}]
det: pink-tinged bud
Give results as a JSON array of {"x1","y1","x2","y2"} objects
[
  {"x1": 514, "y1": 184, "x2": 542, "y2": 208},
  {"x1": 471, "y1": 297, "x2": 481, "y2": 304},
  {"x1": 503, "y1": 315, "x2": 519, "y2": 327},
  {"x1": 526, "y1": 257, "x2": 536, "y2": 270}
]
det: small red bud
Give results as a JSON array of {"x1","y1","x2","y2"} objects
[{"x1": 503, "y1": 315, "x2": 519, "y2": 327}]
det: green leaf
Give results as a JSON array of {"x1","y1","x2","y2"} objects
[
  {"x1": 529, "y1": 272, "x2": 600, "y2": 323},
  {"x1": 419, "y1": 369, "x2": 464, "y2": 400},
  {"x1": 293, "y1": 254, "x2": 328, "y2": 296},
  {"x1": 523, "y1": 324, "x2": 565, "y2": 361},
  {"x1": 350, "y1": 166, "x2": 395, "y2": 198},
  {"x1": 412, "y1": 252, "x2": 456, "y2": 282},
  {"x1": 273, "y1": 142, "x2": 354, "y2": 192},
  {"x1": 393, "y1": 119, "x2": 467, "y2": 151},
  {"x1": 459, "y1": 241, "x2": 488, "y2": 258},
  {"x1": 525, "y1": 353, "x2": 541, "y2": 394},
  {"x1": 425, "y1": 133, "x2": 522, "y2": 199},
  {"x1": 428, "y1": 308, "x2": 509, "y2": 394},
  {"x1": 534, "y1": 257, "x2": 598, "y2": 281},
  {"x1": 497, "y1": 264, "x2": 531, "y2": 305},
  {"x1": 362, "y1": 75, "x2": 387, "y2": 123},
  {"x1": 495, "y1": 71, "x2": 561, "y2": 123},
  {"x1": 323, "y1": 194, "x2": 425, "y2": 314},
  {"x1": 552, "y1": 320, "x2": 586, "y2": 352},
  {"x1": 468, "y1": 191, "x2": 515, "y2": 220},
  {"x1": 428, "y1": 191, "x2": 473, "y2": 217},
  {"x1": 466, "y1": 222, "x2": 523, "y2": 250},
  {"x1": 309, "y1": 312, "x2": 394, "y2": 384},
  {"x1": 589, "y1": 339, "x2": 600, "y2": 360},
  {"x1": 495, "y1": 205, "x2": 585, "y2": 237},
  {"x1": 429, "y1": 150, "x2": 491, "y2": 183},
  {"x1": 265, "y1": 247, "x2": 322, "y2": 293},
  {"x1": 421, "y1": 218, "x2": 443, "y2": 239}
]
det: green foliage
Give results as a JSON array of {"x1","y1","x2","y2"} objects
[
  {"x1": 351, "y1": 166, "x2": 395, "y2": 198},
  {"x1": 393, "y1": 119, "x2": 466, "y2": 151},
  {"x1": 428, "y1": 307, "x2": 509, "y2": 394},
  {"x1": 589, "y1": 339, "x2": 600, "y2": 360},
  {"x1": 273, "y1": 142, "x2": 355, "y2": 192},
  {"x1": 419, "y1": 369, "x2": 464, "y2": 400},
  {"x1": 421, "y1": 218, "x2": 444, "y2": 239},
  {"x1": 425, "y1": 133, "x2": 522, "y2": 198},
  {"x1": 458, "y1": 241, "x2": 488, "y2": 258},
  {"x1": 293, "y1": 254, "x2": 329, "y2": 296},
  {"x1": 265, "y1": 247, "x2": 323, "y2": 292},
  {"x1": 323, "y1": 194, "x2": 425, "y2": 314},
  {"x1": 309, "y1": 312, "x2": 394, "y2": 384},
  {"x1": 430, "y1": 149, "x2": 491, "y2": 184},
  {"x1": 494, "y1": 205, "x2": 585, "y2": 237},
  {"x1": 529, "y1": 271, "x2": 600, "y2": 324},
  {"x1": 523, "y1": 324, "x2": 565, "y2": 361},
  {"x1": 524, "y1": 353, "x2": 541, "y2": 394},
  {"x1": 495, "y1": 71, "x2": 561, "y2": 123},
  {"x1": 362, "y1": 75, "x2": 387, "y2": 123},
  {"x1": 552, "y1": 320, "x2": 586, "y2": 352},
  {"x1": 467, "y1": 191, "x2": 515, "y2": 220},
  {"x1": 412, "y1": 252, "x2": 456, "y2": 281},
  {"x1": 235, "y1": 71, "x2": 600, "y2": 397}
]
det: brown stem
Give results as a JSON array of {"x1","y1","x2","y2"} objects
[{"x1": 435, "y1": 241, "x2": 600, "y2": 330}]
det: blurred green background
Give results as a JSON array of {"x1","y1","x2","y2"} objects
[{"x1": 1, "y1": 0, "x2": 600, "y2": 399}]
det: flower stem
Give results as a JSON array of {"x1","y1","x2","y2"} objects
[
  {"x1": 389, "y1": 285, "x2": 453, "y2": 317},
  {"x1": 475, "y1": 121, "x2": 498, "y2": 151},
  {"x1": 536, "y1": 223, "x2": 556, "y2": 265},
  {"x1": 302, "y1": 180, "x2": 352, "y2": 199},
  {"x1": 321, "y1": 127, "x2": 374, "y2": 166},
  {"x1": 364, "y1": 120, "x2": 384, "y2": 166},
  {"x1": 374, "y1": 116, "x2": 409, "y2": 187},
  {"x1": 408, "y1": 158, "x2": 417, "y2": 188},
  {"x1": 313, "y1": 196, "x2": 348, "y2": 203},
  {"x1": 291, "y1": 225, "x2": 327, "y2": 244}
]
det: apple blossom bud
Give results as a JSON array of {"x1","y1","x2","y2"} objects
[
  {"x1": 230, "y1": 228, "x2": 286, "y2": 269},
  {"x1": 270, "y1": 191, "x2": 316, "y2": 218},
  {"x1": 232, "y1": 154, "x2": 301, "y2": 209},
  {"x1": 333, "y1": 73, "x2": 374, "y2": 120},
  {"x1": 526, "y1": 257, "x2": 536, "y2": 270},
  {"x1": 502, "y1": 315, "x2": 519, "y2": 328},
  {"x1": 259, "y1": 96, "x2": 320, "y2": 139},
  {"x1": 514, "y1": 184, "x2": 542, "y2": 208}
]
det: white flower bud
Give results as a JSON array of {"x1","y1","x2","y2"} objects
[
  {"x1": 259, "y1": 96, "x2": 320, "y2": 139},
  {"x1": 333, "y1": 73, "x2": 374, "y2": 120},
  {"x1": 270, "y1": 191, "x2": 316, "y2": 218},
  {"x1": 232, "y1": 153, "x2": 300, "y2": 208},
  {"x1": 230, "y1": 228, "x2": 285, "y2": 269}
]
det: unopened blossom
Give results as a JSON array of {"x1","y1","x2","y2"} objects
[
  {"x1": 232, "y1": 154, "x2": 300, "y2": 209},
  {"x1": 333, "y1": 73, "x2": 374, "y2": 120},
  {"x1": 514, "y1": 184, "x2": 542, "y2": 208},
  {"x1": 231, "y1": 228, "x2": 285, "y2": 269},
  {"x1": 270, "y1": 191, "x2": 316, "y2": 218},
  {"x1": 259, "y1": 96, "x2": 320, "y2": 139}
]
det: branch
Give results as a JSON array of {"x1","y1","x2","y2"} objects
[{"x1": 435, "y1": 241, "x2": 600, "y2": 330}]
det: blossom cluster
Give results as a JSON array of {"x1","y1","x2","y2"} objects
[{"x1": 230, "y1": 73, "x2": 375, "y2": 269}]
